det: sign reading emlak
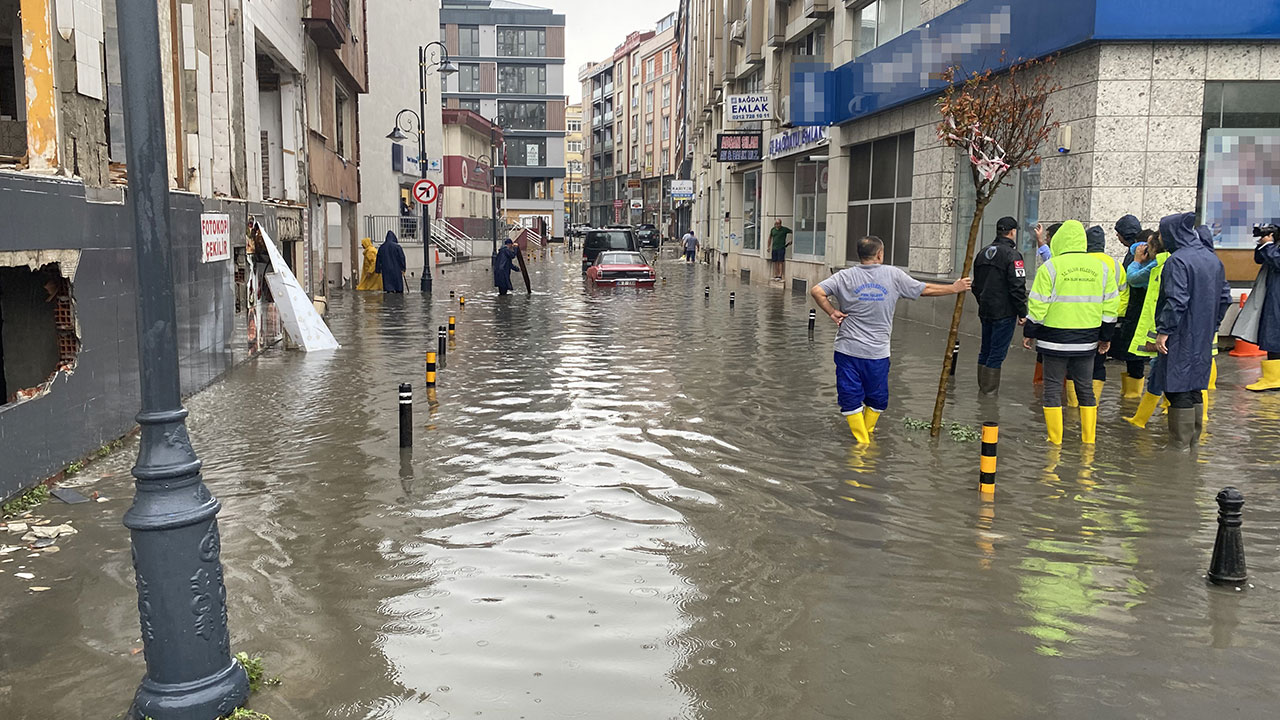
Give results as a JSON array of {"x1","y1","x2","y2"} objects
[
  {"x1": 200, "y1": 213, "x2": 231, "y2": 263},
  {"x1": 726, "y1": 93, "x2": 772, "y2": 122}
]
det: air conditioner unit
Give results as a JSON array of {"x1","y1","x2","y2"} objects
[
  {"x1": 701, "y1": 158, "x2": 712, "y2": 170},
  {"x1": 779, "y1": 96, "x2": 792, "y2": 127},
  {"x1": 729, "y1": 20, "x2": 746, "y2": 45}
]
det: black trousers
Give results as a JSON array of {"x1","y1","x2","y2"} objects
[
  {"x1": 1270, "y1": 352, "x2": 1280, "y2": 360},
  {"x1": 1093, "y1": 352, "x2": 1107, "y2": 381},
  {"x1": 1127, "y1": 358, "x2": 1146, "y2": 379},
  {"x1": 1165, "y1": 390, "x2": 1203, "y2": 409},
  {"x1": 1043, "y1": 354, "x2": 1096, "y2": 408}
]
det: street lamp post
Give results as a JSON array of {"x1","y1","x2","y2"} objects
[
  {"x1": 387, "y1": 41, "x2": 455, "y2": 292},
  {"x1": 488, "y1": 115, "x2": 509, "y2": 256},
  {"x1": 116, "y1": 1, "x2": 248, "y2": 718}
]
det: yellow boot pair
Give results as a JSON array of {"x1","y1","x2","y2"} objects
[
  {"x1": 1125, "y1": 392, "x2": 1162, "y2": 429},
  {"x1": 1043, "y1": 406, "x2": 1096, "y2": 445},
  {"x1": 847, "y1": 408, "x2": 883, "y2": 444},
  {"x1": 1121, "y1": 375, "x2": 1143, "y2": 399},
  {"x1": 1246, "y1": 359, "x2": 1280, "y2": 392}
]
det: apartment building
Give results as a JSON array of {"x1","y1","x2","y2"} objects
[
  {"x1": 439, "y1": 0, "x2": 568, "y2": 240},
  {"x1": 637, "y1": 14, "x2": 680, "y2": 237},
  {"x1": 441, "y1": 107, "x2": 503, "y2": 251},
  {"x1": 683, "y1": 0, "x2": 1280, "y2": 292},
  {"x1": 564, "y1": 103, "x2": 584, "y2": 227},
  {"x1": 580, "y1": 29, "x2": 655, "y2": 227}
]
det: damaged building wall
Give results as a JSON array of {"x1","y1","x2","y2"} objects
[
  {"x1": 19, "y1": 0, "x2": 58, "y2": 170},
  {"x1": 0, "y1": 264, "x2": 61, "y2": 396},
  {"x1": 51, "y1": 0, "x2": 110, "y2": 187}
]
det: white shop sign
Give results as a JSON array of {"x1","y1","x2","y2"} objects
[
  {"x1": 726, "y1": 93, "x2": 773, "y2": 122},
  {"x1": 200, "y1": 213, "x2": 231, "y2": 263}
]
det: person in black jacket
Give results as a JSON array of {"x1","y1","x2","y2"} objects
[{"x1": 972, "y1": 216, "x2": 1029, "y2": 395}]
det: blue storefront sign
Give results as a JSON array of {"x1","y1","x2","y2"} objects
[
  {"x1": 792, "y1": 0, "x2": 1280, "y2": 127},
  {"x1": 768, "y1": 125, "x2": 829, "y2": 159}
]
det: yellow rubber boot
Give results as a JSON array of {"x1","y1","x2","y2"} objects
[
  {"x1": 863, "y1": 408, "x2": 882, "y2": 435},
  {"x1": 1065, "y1": 381, "x2": 1079, "y2": 408},
  {"x1": 846, "y1": 412, "x2": 870, "y2": 444},
  {"x1": 1092, "y1": 380, "x2": 1105, "y2": 404},
  {"x1": 1124, "y1": 392, "x2": 1161, "y2": 429},
  {"x1": 1080, "y1": 405, "x2": 1098, "y2": 444},
  {"x1": 1246, "y1": 359, "x2": 1280, "y2": 392},
  {"x1": 1121, "y1": 375, "x2": 1142, "y2": 399},
  {"x1": 1044, "y1": 407, "x2": 1064, "y2": 445},
  {"x1": 1208, "y1": 358, "x2": 1218, "y2": 391}
]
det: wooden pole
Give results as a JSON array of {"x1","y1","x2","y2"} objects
[{"x1": 930, "y1": 194, "x2": 989, "y2": 436}]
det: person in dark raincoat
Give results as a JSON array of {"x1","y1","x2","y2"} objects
[
  {"x1": 1110, "y1": 215, "x2": 1145, "y2": 367},
  {"x1": 375, "y1": 230, "x2": 408, "y2": 293},
  {"x1": 493, "y1": 238, "x2": 520, "y2": 295},
  {"x1": 1244, "y1": 226, "x2": 1280, "y2": 391},
  {"x1": 1150, "y1": 212, "x2": 1231, "y2": 449}
]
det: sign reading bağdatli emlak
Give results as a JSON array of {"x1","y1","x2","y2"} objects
[{"x1": 716, "y1": 133, "x2": 762, "y2": 163}]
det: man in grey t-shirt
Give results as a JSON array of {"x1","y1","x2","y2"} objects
[{"x1": 810, "y1": 235, "x2": 971, "y2": 444}]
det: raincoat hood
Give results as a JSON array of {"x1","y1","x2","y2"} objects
[
  {"x1": 1115, "y1": 214, "x2": 1142, "y2": 242},
  {"x1": 362, "y1": 237, "x2": 373, "y2": 249},
  {"x1": 1159, "y1": 212, "x2": 1196, "y2": 253},
  {"x1": 1195, "y1": 224, "x2": 1216, "y2": 251},
  {"x1": 1086, "y1": 225, "x2": 1107, "y2": 253},
  {"x1": 384, "y1": 230, "x2": 399, "y2": 245},
  {"x1": 1050, "y1": 220, "x2": 1087, "y2": 255}
]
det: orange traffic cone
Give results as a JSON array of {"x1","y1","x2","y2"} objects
[{"x1": 1231, "y1": 293, "x2": 1268, "y2": 357}]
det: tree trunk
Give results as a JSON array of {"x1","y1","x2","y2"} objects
[{"x1": 930, "y1": 196, "x2": 991, "y2": 436}]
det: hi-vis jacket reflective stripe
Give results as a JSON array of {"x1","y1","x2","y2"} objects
[
  {"x1": 1024, "y1": 221, "x2": 1121, "y2": 356},
  {"x1": 1092, "y1": 252, "x2": 1128, "y2": 319},
  {"x1": 1129, "y1": 252, "x2": 1171, "y2": 358}
]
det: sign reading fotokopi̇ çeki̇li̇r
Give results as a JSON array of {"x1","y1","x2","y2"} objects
[
  {"x1": 726, "y1": 93, "x2": 772, "y2": 122},
  {"x1": 200, "y1": 213, "x2": 231, "y2": 263},
  {"x1": 716, "y1": 133, "x2": 763, "y2": 163}
]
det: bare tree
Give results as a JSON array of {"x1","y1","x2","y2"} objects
[{"x1": 929, "y1": 57, "x2": 1062, "y2": 436}]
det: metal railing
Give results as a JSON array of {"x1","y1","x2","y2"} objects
[{"x1": 364, "y1": 216, "x2": 477, "y2": 262}]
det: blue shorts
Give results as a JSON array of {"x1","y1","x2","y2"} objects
[
  {"x1": 835, "y1": 352, "x2": 891, "y2": 414},
  {"x1": 771, "y1": 248, "x2": 786, "y2": 263}
]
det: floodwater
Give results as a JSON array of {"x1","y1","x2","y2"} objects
[{"x1": 5, "y1": 249, "x2": 1280, "y2": 719}]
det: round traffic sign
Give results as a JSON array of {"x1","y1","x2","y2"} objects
[{"x1": 412, "y1": 179, "x2": 439, "y2": 205}]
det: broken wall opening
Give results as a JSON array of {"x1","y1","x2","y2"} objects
[{"x1": 0, "y1": 262, "x2": 78, "y2": 407}]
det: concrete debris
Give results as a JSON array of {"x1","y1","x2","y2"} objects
[
  {"x1": 30, "y1": 524, "x2": 76, "y2": 539},
  {"x1": 5, "y1": 523, "x2": 30, "y2": 534},
  {"x1": 0, "y1": 545, "x2": 21, "y2": 555},
  {"x1": 29, "y1": 586, "x2": 51, "y2": 592},
  {"x1": 14, "y1": 572, "x2": 34, "y2": 579}
]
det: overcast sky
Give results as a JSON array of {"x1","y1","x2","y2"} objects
[{"x1": 534, "y1": 0, "x2": 678, "y2": 104}]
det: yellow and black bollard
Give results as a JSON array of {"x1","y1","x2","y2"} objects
[
  {"x1": 459, "y1": 295, "x2": 466, "y2": 307},
  {"x1": 448, "y1": 315, "x2": 456, "y2": 335},
  {"x1": 979, "y1": 422, "x2": 998, "y2": 497},
  {"x1": 426, "y1": 352, "x2": 438, "y2": 388}
]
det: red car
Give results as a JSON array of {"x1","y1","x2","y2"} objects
[{"x1": 586, "y1": 251, "x2": 656, "y2": 287}]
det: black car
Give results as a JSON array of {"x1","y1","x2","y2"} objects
[
  {"x1": 636, "y1": 224, "x2": 660, "y2": 248},
  {"x1": 582, "y1": 228, "x2": 641, "y2": 272}
]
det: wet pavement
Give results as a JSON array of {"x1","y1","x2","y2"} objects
[{"x1": 5, "y1": 248, "x2": 1280, "y2": 719}]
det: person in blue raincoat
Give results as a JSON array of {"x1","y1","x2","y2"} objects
[
  {"x1": 375, "y1": 231, "x2": 408, "y2": 293},
  {"x1": 493, "y1": 238, "x2": 520, "y2": 295},
  {"x1": 1149, "y1": 212, "x2": 1232, "y2": 449}
]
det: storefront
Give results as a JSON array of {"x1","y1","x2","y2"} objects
[{"x1": 768, "y1": 125, "x2": 830, "y2": 271}]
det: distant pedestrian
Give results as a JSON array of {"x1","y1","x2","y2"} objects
[
  {"x1": 356, "y1": 237, "x2": 382, "y2": 291},
  {"x1": 769, "y1": 220, "x2": 793, "y2": 281},
  {"x1": 1150, "y1": 213, "x2": 1231, "y2": 450},
  {"x1": 375, "y1": 230, "x2": 407, "y2": 293},
  {"x1": 1022, "y1": 221, "x2": 1119, "y2": 446},
  {"x1": 682, "y1": 230, "x2": 699, "y2": 263},
  {"x1": 810, "y1": 235, "x2": 971, "y2": 444},
  {"x1": 494, "y1": 238, "x2": 520, "y2": 295},
  {"x1": 1241, "y1": 224, "x2": 1280, "y2": 391},
  {"x1": 971, "y1": 216, "x2": 1028, "y2": 395}
]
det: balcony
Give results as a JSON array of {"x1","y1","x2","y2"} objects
[
  {"x1": 592, "y1": 114, "x2": 604, "y2": 128},
  {"x1": 304, "y1": 0, "x2": 349, "y2": 50}
]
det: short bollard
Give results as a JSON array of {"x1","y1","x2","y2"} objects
[
  {"x1": 450, "y1": 290, "x2": 455, "y2": 299},
  {"x1": 438, "y1": 326, "x2": 448, "y2": 369},
  {"x1": 729, "y1": 292, "x2": 736, "y2": 309},
  {"x1": 950, "y1": 341, "x2": 960, "y2": 376},
  {"x1": 808, "y1": 309, "x2": 816, "y2": 335},
  {"x1": 448, "y1": 315, "x2": 456, "y2": 335},
  {"x1": 398, "y1": 383, "x2": 413, "y2": 448},
  {"x1": 979, "y1": 422, "x2": 998, "y2": 497},
  {"x1": 704, "y1": 286, "x2": 710, "y2": 299},
  {"x1": 459, "y1": 296, "x2": 466, "y2": 307},
  {"x1": 1208, "y1": 487, "x2": 1247, "y2": 586},
  {"x1": 426, "y1": 351, "x2": 438, "y2": 387}
]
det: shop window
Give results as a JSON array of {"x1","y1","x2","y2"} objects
[
  {"x1": 793, "y1": 161, "x2": 829, "y2": 257},
  {"x1": 848, "y1": 131, "x2": 914, "y2": 267},
  {"x1": 743, "y1": 171, "x2": 760, "y2": 251},
  {"x1": 856, "y1": 0, "x2": 922, "y2": 57},
  {"x1": 1, "y1": 263, "x2": 78, "y2": 408},
  {"x1": 1198, "y1": 81, "x2": 1280, "y2": 249}
]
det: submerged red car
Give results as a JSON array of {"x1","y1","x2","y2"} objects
[{"x1": 586, "y1": 251, "x2": 656, "y2": 287}]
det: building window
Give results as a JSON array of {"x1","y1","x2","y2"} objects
[
  {"x1": 662, "y1": 83, "x2": 671, "y2": 108},
  {"x1": 506, "y1": 137, "x2": 547, "y2": 166},
  {"x1": 848, "y1": 132, "x2": 914, "y2": 266},
  {"x1": 645, "y1": 89, "x2": 654, "y2": 113},
  {"x1": 498, "y1": 64, "x2": 547, "y2": 94},
  {"x1": 458, "y1": 98, "x2": 480, "y2": 112},
  {"x1": 645, "y1": 151, "x2": 654, "y2": 173},
  {"x1": 663, "y1": 49, "x2": 672, "y2": 73},
  {"x1": 793, "y1": 28, "x2": 827, "y2": 58},
  {"x1": 458, "y1": 63, "x2": 480, "y2": 92},
  {"x1": 857, "y1": 0, "x2": 921, "y2": 56},
  {"x1": 334, "y1": 84, "x2": 349, "y2": 158},
  {"x1": 743, "y1": 170, "x2": 760, "y2": 251},
  {"x1": 499, "y1": 101, "x2": 547, "y2": 130},
  {"x1": 459, "y1": 25, "x2": 480, "y2": 56},
  {"x1": 661, "y1": 116, "x2": 670, "y2": 140},
  {"x1": 644, "y1": 120, "x2": 653, "y2": 143},
  {"x1": 497, "y1": 27, "x2": 546, "y2": 57},
  {"x1": 567, "y1": 119, "x2": 581, "y2": 132},
  {"x1": 645, "y1": 57, "x2": 655, "y2": 80},
  {"x1": 632, "y1": 57, "x2": 640, "y2": 78}
]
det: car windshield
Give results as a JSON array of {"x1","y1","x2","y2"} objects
[
  {"x1": 599, "y1": 252, "x2": 646, "y2": 265},
  {"x1": 585, "y1": 231, "x2": 632, "y2": 250}
]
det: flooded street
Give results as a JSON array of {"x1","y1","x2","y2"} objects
[{"x1": 6, "y1": 250, "x2": 1280, "y2": 719}]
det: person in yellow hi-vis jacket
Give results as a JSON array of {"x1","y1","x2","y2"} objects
[{"x1": 1021, "y1": 221, "x2": 1120, "y2": 445}]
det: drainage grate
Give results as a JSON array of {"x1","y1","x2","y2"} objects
[
  {"x1": 740, "y1": 268, "x2": 751, "y2": 283},
  {"x1": 792, "y1": 277, "x2": 808, "y2": 294}
]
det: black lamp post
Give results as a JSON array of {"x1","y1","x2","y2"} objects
[
  {"x1": 488, "y1": 114, "x2": 510, "y2": 256},
  {"x1": 387, "y1": 41, "x2": 456, "y2": 292},
  {"x1": 116, "y1": 1, "x2": 248, "y2": 718}
]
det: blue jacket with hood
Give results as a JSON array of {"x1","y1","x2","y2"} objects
[{"x1": 1151, "y1": 213, "x2": 1231, "y2": 393}]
